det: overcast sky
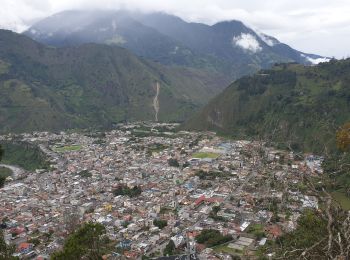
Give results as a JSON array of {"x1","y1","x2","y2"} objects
[{"x1": 1, "y1": 0, "x2": 349, "y2": 58}]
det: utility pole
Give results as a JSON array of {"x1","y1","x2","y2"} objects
[{"x1": 185, "y1": 230, "x2": 196, "y2": 260}]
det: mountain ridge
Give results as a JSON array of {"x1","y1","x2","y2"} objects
[
  {"x1": 0, "y1": 29, "x2": 228, "y2": 133},
  {"x1": 24, "y1": 10, "x2": 330, "y2": 81},
  {"x1": 182, "y1": 58, "x2": 350, "y2": 153}
]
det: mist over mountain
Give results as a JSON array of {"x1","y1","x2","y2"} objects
[{"x1": 24, "y1": 10, "x2": 330, "y2": 81}]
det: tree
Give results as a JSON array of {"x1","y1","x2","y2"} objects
[
  {"x1": 112, "y1": 185, "x2": 142, "y2": 197},
  {"x1": 271, "y1": 174, "x2": 350, "y2": 259},
  {"x1": 0, "y1": 177, "x2": 5, "y2": 189},
  {"x1": 195, "y1": 229, "x2": 232, "y2": 247},
  {"x1": 336, "y1": 123, "x2": 350, "y2": 152},
  {"x1": 168, "y1": 158, "x2": 179, "y2": 167},
  {"x1": 153, "y1": 219, "x2": 167, "y2": 229},
  {"x1": 51, "y1": 222, "x2": 108, "y2": 260},
  {"x1": 163, "y1": 240, "x2": 175, "y2": 256},
  {"x1": 0, "y1": 229, "x2": 17, "y2": 259}
]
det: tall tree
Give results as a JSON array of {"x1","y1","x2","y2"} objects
[
  {"x1": 336, "y1": 123, "x2": 350, "y2": 152},
  {"x1": 51, "y1": 222, "x2": 108, "y2": 260},
  {"x1": 163, "y1": 240, "x2": 175, "y2": 256},
  {"x1": 0, "y1": 229, "x2": 16, "y2": 260}
]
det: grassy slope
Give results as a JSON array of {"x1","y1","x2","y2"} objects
[
  {"x1": 184, "y1": 59, "x2": 350, "y2": 153},
  {"x1": 0, "y1": 30, "x2": 229, "y2": 133},
  {"x1": 1, "y1": 142, "x2": 50, "y2": 171}
]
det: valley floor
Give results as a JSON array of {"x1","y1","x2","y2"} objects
[{"x1": 0, "y1": 123, "x2": 324, "y2": 259}]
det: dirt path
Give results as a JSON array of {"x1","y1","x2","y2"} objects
[{"x1": 153, "y1": 82, "x2": 160, "y2": 122}]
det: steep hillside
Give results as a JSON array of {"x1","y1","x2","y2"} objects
[
  {"x1": 0, "y1": 30, "x2": 228, "y2": 133},
  {"x1": 24, "y1": 10, "x2": 329, "y2": 80},
  {"x1": 184, "y1": 59, "x2": 350, "y2": 153}
]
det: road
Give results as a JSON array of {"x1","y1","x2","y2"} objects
[{"x1": 0, "y1": 164, "x2": 25, "y2": 179}]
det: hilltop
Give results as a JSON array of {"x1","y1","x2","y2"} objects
[{"x1": 183, "y1": 59, "x2": 350, "y2": 153}]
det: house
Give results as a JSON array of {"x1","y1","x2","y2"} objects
[
  {"x1": 194, "y1": 195, "x2": 223, "y2": 208},
  {"x1": 171, "y1": 234, "x2": 185, "y2": 248},
  {"x1": 240, "y1": 221, "x2": 250, "y2": 232},
  {"x1": 119, "y1": 239, "x2": 132, "y2": 249},
  {"x1": 17, "y1": 242, "x2": 33, "y2": 254},
  {"x1": 124, "y1": 251, "x2": 139, "y2": 259}
]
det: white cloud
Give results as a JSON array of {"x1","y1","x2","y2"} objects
[
  {"x1": 255, "y1": 31, "x2": 279, "y2": 47},
  {"x1": 307, "y1": 57, "x2": 331, "y2": 64},
  {"x1": 0, "y1": 0, "x2": 349, "y2": 58},
  {"x1": 301, "y1": 54, "x2": 331, "y2": 65},
  {"x1": 233, "y1": 33, "x2": 262, "y2": 53}
]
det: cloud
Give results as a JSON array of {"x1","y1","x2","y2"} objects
[
  {"x1": 233, "y1": 33, "x2": 262, "y2": 53},
  {"x1": 0, "y1": 0, "x2": 349, "y2": 58},
  {"x1": 255, "y1": 32, "x2": 279, "y2": 47},
  {"x1": 300, "y1": 54, "x2": 331, "y2": 64}
]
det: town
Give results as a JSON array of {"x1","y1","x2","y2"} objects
[{"x1": 0, "y1": 123, "x2": 324, "y2": 259}]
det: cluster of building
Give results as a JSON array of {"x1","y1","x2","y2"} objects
[{"x1": 0, "y1": 123, "x2": 323, "y2": 259}]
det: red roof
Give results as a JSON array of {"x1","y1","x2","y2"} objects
[
  {"x1": 196, "y1": 243, "x2": 206, "y2": 252},
  {"x1": 194, "y1": 195, "x2": 224, "y2": 206},
  {"x1": 11, "y1": 227, "x2": 26, "y2": 235},
  {"x1": 194, "y1": 195, "x2": 206, "y2": 206},
  {"x1": 18, "y1": 242, "x2": 31, "y2": 251},
  {"x1": 124, "y1": 251, "x2": 139, "y2": 258},
  {"x1": 187, "y1": 231, "x2": 200, "y2": 239}
]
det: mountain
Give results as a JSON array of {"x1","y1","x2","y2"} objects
[
  {"x1": 24, "y1": 10, "x2": 329, "y2": 80},
  {"x1": 183, "y1": 59, "x2": 350, "y2": 153},
  {"x1": 23, "y1": 10, "x2": 226, "y2": 73},
  {"x1": 0, "y1": 29, "x2": 228, "y2": 133}
]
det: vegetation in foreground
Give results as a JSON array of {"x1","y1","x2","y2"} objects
[
  {"x1": 258, "y1": 123, "x2": 350, "y2": 259},
  {"x1": 51, "y1": 222, "x2": 110, "y2": 260}
]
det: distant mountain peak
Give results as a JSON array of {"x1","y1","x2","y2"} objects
[{"x1": 24, "y1": 10, "x2": 330, "y2": 79}]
